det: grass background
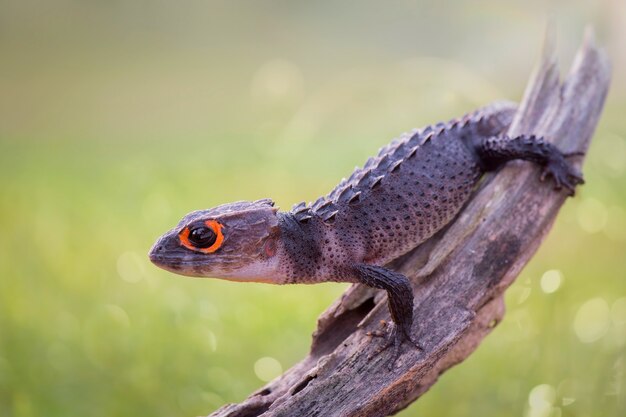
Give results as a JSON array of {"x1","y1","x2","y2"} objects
[{"x1": 1, "y1": 1, "x2": 625, "y2": 416}]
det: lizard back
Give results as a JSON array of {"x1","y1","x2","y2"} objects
[{"x1": 288, "y1": 101, "x2": 517, "y2": 270}]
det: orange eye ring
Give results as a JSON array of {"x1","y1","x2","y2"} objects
[{"x1": 179, "y1": 220, "x2": 224, "y2": 253}]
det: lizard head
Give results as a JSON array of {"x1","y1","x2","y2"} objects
[{"x1": 149, "y1": 198, "x2": 282, "y2": 282}]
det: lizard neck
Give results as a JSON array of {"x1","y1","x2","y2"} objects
[
  {"x1": 274, "y1": 212, "x2": 365, "y2": 284},
  {"x1": 275, "y1": 212, "x2": 324, "y2": 283}
]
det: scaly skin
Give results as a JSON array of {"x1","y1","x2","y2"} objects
[{"x1": 149, "y1": 101, "x2": 583, "y2": 366}]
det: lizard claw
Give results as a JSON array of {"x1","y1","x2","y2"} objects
[
  {"x1": 539, "y1": 154, "x2": 584, "y2": 196},
  {"x1": 366, "y1": 319, "x2": 389, "y2": 338}
]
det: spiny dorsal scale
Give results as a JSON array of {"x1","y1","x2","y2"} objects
[
  {"x1": 292, "y1": 201, "x2": 307, "y2": 213},
  {"x1": 377, "y1": 139, "x2": 401, "y2": 158},
  {"x1": 370, "y1": 175, "x2": 384, "y2": 189},
  {"x1": 311, "y1": 196, "x2": 326, "y2": 210},
  {"x1": 374, "y1": 154, "x2": 391, "y2": 172},
  {"x1": 323, "y1": 210, "x2": 339, "y2": 223},
  {"x1": 292, "y1": 202, "x2": 312, "y2": 221},
  {"x1": 406, "y1": 131, "x2": 421, "y2": 147},
  {"x1": 315, "y1": 199, "x2": 333, "y2": 211},
  {"x1": 356, "y1": 170, "x2": 373, "y2": 188},
  {"x1": 336, "y1": 185, "x2": 354, "y2": 202},
  {"x1": 390, "y1": 142, "x2": 409, "y2": 160},
  {"x1": 330, "y1": 178, "x2": 348, "y2": 194},
  {"x1": 328, "y1": 182, "x2": 347, "y2": 201},
  {"x1": 314, "y1": 203, "x2": 336, "y2": 217},
  {"x1": 295, "y1": 213, "x2": 312, "y2": 223},
  {"x1": 347, "y1": 191, "x2": 361, "y2": 204},
  {"x1": 389, "y1": 160, "x2": 402, "y2": 173},
  {"x1": 407, "y1": 145, "x2": 419, "y2": 159}
]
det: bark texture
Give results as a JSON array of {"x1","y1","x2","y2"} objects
[{"x1": 208, "y1": 29, "x2": 610, "y2": 417}]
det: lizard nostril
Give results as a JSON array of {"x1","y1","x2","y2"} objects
[{"x1": 149, "y1": 245, "x2": 164, "y2": 262}]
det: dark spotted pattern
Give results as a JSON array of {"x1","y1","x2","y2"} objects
[
  {"x1": 281, "y1": 102, "x2": 517, "y2": 282},
  {"x1": 276, "y1": 213, "x2": 324, "y2": 282}
]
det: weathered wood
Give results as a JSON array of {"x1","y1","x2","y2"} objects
[{"x1": 208, "y1": 28, "x2": 610, "y2": 417}]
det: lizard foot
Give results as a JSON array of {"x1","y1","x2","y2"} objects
[
  {"x1": 367, "y1": 320, "x2": 422, "y2": 370},
  {"x1": 354, "y1": 264, "x2": 420, "y2": 369},
  {"x1": 540, "y1": 154, "x2": 584, "y2": 196}
]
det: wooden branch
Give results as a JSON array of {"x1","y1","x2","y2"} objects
[{"x1": 208, "y1": 29, "x2": 611, "y2": 417}]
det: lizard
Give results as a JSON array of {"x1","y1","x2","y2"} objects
[{"x1": 149, "y1": 101, "x2": 583, "y2": 364}]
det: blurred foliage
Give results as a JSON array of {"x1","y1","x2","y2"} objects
[{"x1": 1, "y1": 1, "x2": 625, "y2": 416}]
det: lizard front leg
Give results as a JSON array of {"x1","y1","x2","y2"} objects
[{"x1": 353, "y1": 264, "x2": 421, "y2": 367}]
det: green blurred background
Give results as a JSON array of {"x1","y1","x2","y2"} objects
[{"x1": 1, "y1": 1, "x2": 625, "y2": 416}]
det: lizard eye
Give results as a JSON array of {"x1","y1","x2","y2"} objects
[
  {"x1": 179, "y1": 220, "x2": 224, "y2": 253},
  {"x1": 189, "y1": 225, "x2": 216, "y2": 248}
]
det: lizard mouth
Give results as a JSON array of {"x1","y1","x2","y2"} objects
[
  {"x1": 148, "y1": 250, "x2": 214, "y2": 276},
  {"x1": 148, "y1": 239, "x2": 206, "y2": 270},
  {"x1": 149, "y1": 251, "x2": 187, "y2": 271}
]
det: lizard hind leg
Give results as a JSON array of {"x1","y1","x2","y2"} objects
[
  {"x1": 474, "y1": 134, "x2": 585, "y2": 195},
  {"x1": 353, "y1": 264, "x2": 422, "y2": 369}
]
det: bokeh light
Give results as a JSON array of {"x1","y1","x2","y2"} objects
[
  {"x1": 573, "y1": 297, "x2": 611, "y2": 343},
  {"x1": 527, "y1": 384, "x2": 557, "y2": 417},
  {"x1": 540, "y1": 270, "x2": 563, "y2": 294},
  {"x1": 254, "y1": 357, "x2": 283, "y2": 382}
]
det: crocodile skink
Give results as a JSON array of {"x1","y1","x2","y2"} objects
[{"x1": 149, "y1": 101, "x2": 583, "y2": 362}]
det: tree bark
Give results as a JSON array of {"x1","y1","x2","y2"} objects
[{"x1": 207, "y1": 28, "x2": 611, "y2": 417}]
